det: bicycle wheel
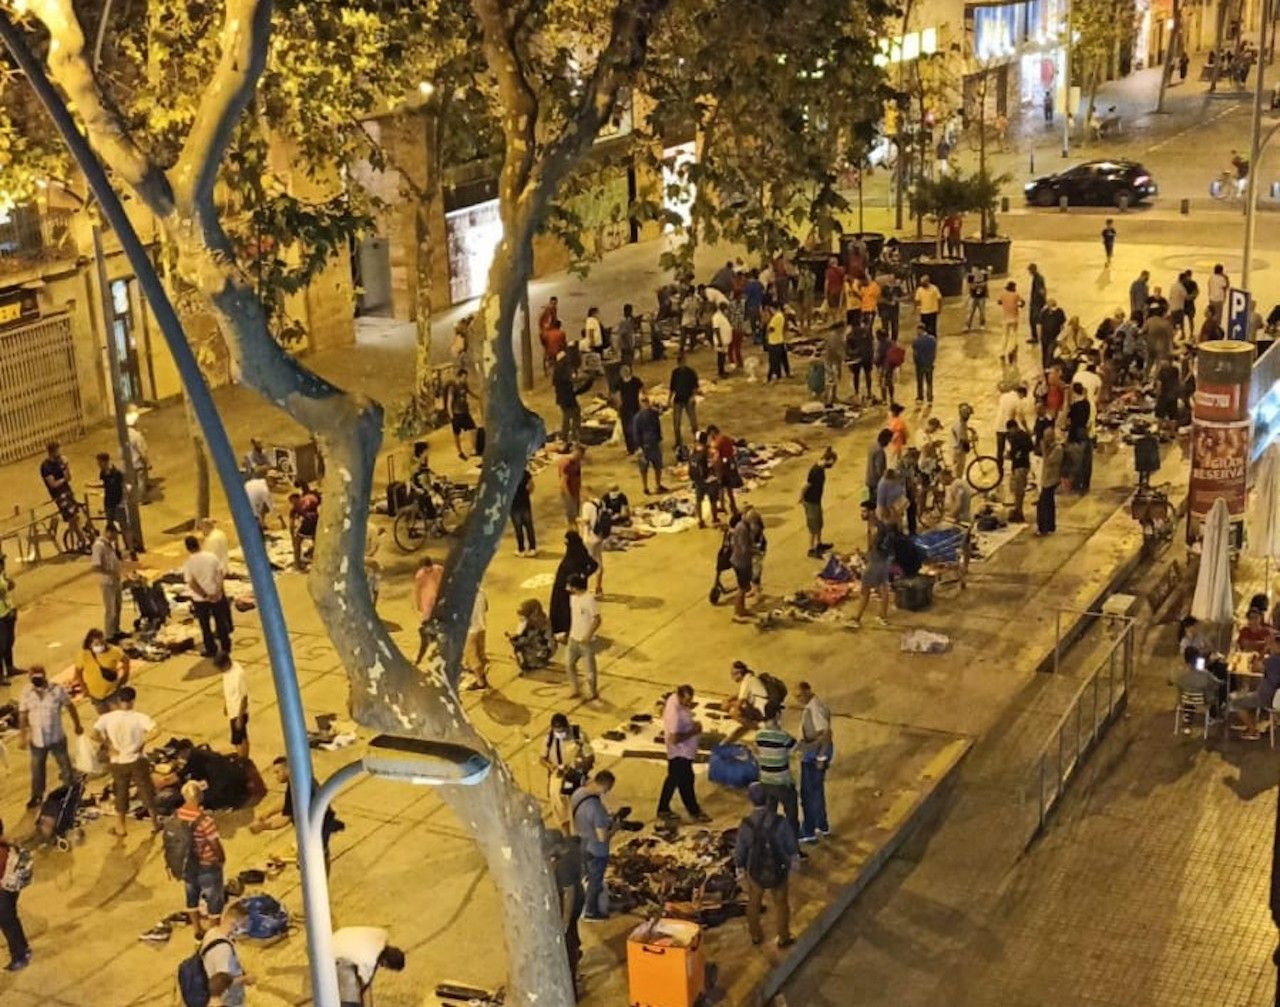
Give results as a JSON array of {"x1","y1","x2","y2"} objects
[
  {"x1": 392, "y1": 509, "x2": 425, "y2": 552},
  {"x1": 966, "y1": 455, "x2": 1003, "y2": 493}
]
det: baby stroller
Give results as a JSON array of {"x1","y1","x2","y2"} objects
[
  {"x1": 37, "y1": 778, "x2": 87, "y2": 852},
  {"x1": 127, "y1": 574, "x2": 170, "y2": 636},
  {"x1": 709, "y1": 527, "x2": 735, "y2": 604}
]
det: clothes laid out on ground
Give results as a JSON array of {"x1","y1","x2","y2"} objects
[
  {"x1": 592, "y1": 694, "x2": 744, "y2": 761},
  {"x1": 607, "y1": 825, "x2": 744, "y2": 926},
  {"x1": 784, "y1": 401, "x2": 863, "y2": 428}
]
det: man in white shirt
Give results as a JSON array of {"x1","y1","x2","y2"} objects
[
  {"x1": 728, "y1": 660, "x2": 770, "y2": 722},
  {"x1": 332, "y1": 926, "x2": 406, "y2": 1007},
  {"x1": 993, "y1": 383, "x2": 1031, "y2": 474},
  {"x1": 1207, "y1": 263, "x2": 1230, "y2": 318},
  {"x1": 566, "y1": 574, "x2": 601, "y2": 701},
  {"x1": 795, "y1": 680, "x2": 832, "y2": 841},
  {"x1": 200, "y1": 517, "x2": 231, "y2": 574},
  {"x1": 243, "y1": 470, "x2": 279, "y2": 530},
  {"x1": 90, "y1": 523, "x2": 124, "y2": 640},
  {"x1": 92, "y1": 685, "x2": 158, "y2": 836},
  {"x1": 711, "y1": 305, "x2": 732, "y2": 378},
  {"x1": 578, "y1": 494, "x2": 606, "y2": 596},
  {"x1": 184, "y1": 535, "x2": 233, "y2": 657},
  {"x1": 215, "y1": 652, "x2": 250, "y2": 758},
  {"x1": 1074, "y1": 363, "x2": 1102, "y2": 437},
  {"x1": 583, "y1": 307, "x2": 603, "y2": 354}
]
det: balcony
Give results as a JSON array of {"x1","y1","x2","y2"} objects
[{"x1": 0, "y1": 205, "x2": 78, "y2": 277}]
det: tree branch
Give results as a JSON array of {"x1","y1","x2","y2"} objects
[
  {"x1": 27, "y1": 0, "x2": 174, "y2": 215},
  {"x1": 471, "y1": 0, "x2": 539, "y2": 202},
  {"x1": 171, "y1": 0, "x2": 272, "y2": 213}
]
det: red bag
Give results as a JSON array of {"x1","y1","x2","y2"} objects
[{"x1": 885, "y1": 342, "x2": 906, "y2": 370}]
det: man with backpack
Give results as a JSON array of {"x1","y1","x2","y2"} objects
[
  {"x1": 541, "y1": 712, "x2": 595, "y2": 834},
  {"x1": 733, "y1": 782, "x2": 799, "y2": 948},
  {"x1": 578, "y1": 492, "x2": 610, "y2": 596},
  {"x1": 168, "y1": 780, "x2": 227, "y2": 937},
  {"x1": 0, "y1": 817, "x2": 32, "y2": 971},
  {"x1": 179, "y1": 898, "x2": 251, "y2": 1006},
  {"x1": 571, "y1": 769, "x2": 621, "y2": 921}
]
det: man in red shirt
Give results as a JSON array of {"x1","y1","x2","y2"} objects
[
  {"x1": 558, "y1": 446, "x2": 584, "y2": 524},
  {"x1": 288, "y1": 486, "x2": 322, "y2": 568},
  {"x1": 823, "y1": 257, "x2": 845, "y2": 313},
  {"x1": 174, "y1": 780, "x2": 226, "y2": 937},
  {"x1": 707, "y1": 425, "x2": 741, "y2": 516}
]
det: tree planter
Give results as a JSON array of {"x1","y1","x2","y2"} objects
[
  {"x1": 962, "y1": 236, "x2": 1012, "y2": 276},
  {"x1": 911, "y1": 257, "x2": 965, "y2": 297},
  {"x1": 893, "y1": 237, "x2": 937, "y2": 264},
  {"x1": 840, "y1": 231, "x2": 885, "y2": 263}
]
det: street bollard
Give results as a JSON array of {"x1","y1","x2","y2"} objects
[
  {"x1": 1180, "y1": 197, "x2": 1190, "y2": 215},
  {"x1": 1059, "y1": 195, "x2": 1069, "y2": 212},
  {"x1": 1001, "y1": 196, "x2": 1010, "y2": 213},
  {"x1": 1271, "y1": 181, "x2": 1280, "y2": 199},
  {"x1": 1117, "y1": 193, "x2": 1130, "y2": 213}
]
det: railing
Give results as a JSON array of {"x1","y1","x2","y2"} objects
[
  {"x1": 0, "y1": 205, "x2": 76, "y2": 270},
  {"x1": 1033, "y1": 611, "x2": 1137, "y2": 838}
]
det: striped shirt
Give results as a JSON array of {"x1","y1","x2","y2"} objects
[
  {"x1": 176, "y1": 805, "x2": 221, "y2": 866},
  {"x1": 755, "y1": 725, "x2": 796, "y2": 787}
]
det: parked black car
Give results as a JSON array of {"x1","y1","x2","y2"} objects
[{"x1": 1024, "y1": 159, "x2": 1158, "y2": 208}]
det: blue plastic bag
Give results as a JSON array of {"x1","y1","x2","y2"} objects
[{"x1": 708, "y1": 744, "x2": 759, "y2": 788}]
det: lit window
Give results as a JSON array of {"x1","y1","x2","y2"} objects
[
  {"x1": 921, "y1": 27, "x2": 937, "y2": 54},
  {"x1": 902, "y1": 31, "x2": 920, "y2": 61}
]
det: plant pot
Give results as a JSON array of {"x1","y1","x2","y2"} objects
[
  {"x1": 911, "y1": 257, "x2": 965, "y2": 297},
  {"x1": 962, "y1": 236, "x2": 1012, "y2": 276},
  {"x1": 892, "y1": 237, "x2": 937, "y2": 265}
]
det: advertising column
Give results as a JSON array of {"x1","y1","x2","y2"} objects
[{"x1": 1188, "y1": 340, "x2": 1255, "y2": 544}]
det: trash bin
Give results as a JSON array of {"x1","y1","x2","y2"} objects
[{"x1": 626, "y1": 918, "x2": 706, "y2": 1007}]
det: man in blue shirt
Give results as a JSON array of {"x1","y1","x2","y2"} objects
[
  {"x1": 744, "y1": 270, "x2": 766, "y2": 340},
  {"x1": 911, "y1": 323, "x2": 937, "y2": 405},
  {"x1": 570, "y1": 770, "x2": 619, "y2": 921}
]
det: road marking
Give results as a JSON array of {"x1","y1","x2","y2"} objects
[{"x1": 1146, "y1": 103, "x2": 1241, "y2": 154}]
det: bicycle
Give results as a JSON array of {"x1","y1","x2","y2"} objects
[
  {"x1": 1210, "y1": 170, "x2": 1246, "y2": 201},
  {"x1": 964, "y1": 428, "x2": 1039, "y2": 496},
  {"x1": 57, "y1": 498, "x2": 97, "y2": 555},
  {"x1": 391, "y1": 478, "x2": 474, "y2": 553}
]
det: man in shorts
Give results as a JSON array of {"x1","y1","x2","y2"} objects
[
  {"x1": 445, "y1": 369, "x2": 479, "y2": 460},
  {"x1": 216, "y1": 652, "x2": 250, "y2": 758},
  {"x1": 801, "y1": 448, "x2": 836, "y2": 557},
  {"x1": 579, "y1": 492, "x2": 607, "y2": 596},
  {"x1": 40, "y1": 441, "x2": 82, "y2": 538},
  {"x1": 631, "y1": 397, "x2": 669, "y2": 495}
]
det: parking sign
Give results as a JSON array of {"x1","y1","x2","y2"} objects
[{"x1": 1227, "y1": 287, "x2": 1251, "y2": 340}]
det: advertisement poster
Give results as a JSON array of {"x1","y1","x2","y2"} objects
[{"x1": 1188, "y1": 419, "x2": 1250, "y2": 522}]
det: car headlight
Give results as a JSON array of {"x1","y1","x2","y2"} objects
[{"x1": 1024, "y1": 182, "x2": 1036, "y2": 192}]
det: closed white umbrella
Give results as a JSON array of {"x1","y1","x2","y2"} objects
[
  {"x1": 1247, "y1": 441, "x2": 1280, "y2": 564},
  {"x1": 1192, "y1": 497, "x2": 1234, "y2": 624}
]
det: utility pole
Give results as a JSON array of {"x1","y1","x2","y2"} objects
[
  {"x1": 1243, "y1": 0, "x2": 1271, "y2": 289},
  {"x1": 1062, "y1": 0, "x2": 1073, "y2": 158}
]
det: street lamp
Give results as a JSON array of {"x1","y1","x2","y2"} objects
[
  {"x1": 1244, "y1": 0, "x2": 1275, "y2": 290},
  {"x1": 300, "y1": 735, "x2": 493, "y2": 1007}
]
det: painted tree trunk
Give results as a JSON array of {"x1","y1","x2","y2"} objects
[{"x1": 1158, "y1": 9, "x2": 1183, "y2": 113}]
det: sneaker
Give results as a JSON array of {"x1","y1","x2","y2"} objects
[
  {"x1": 873, "y1": 616, "x2": 889, "y2": 627},
  {"x1": 815, "y1": 828, "x2": 831, "y2": 837},
  {"x1": 798, "y1": 834, "x2": 818, "y2": 844},
  {"x1": 6, "y1": 952, "x2": 32, "y2": 971},
  {"x1": 139, "y1": 924, "x2": 172, "y2": 943}
]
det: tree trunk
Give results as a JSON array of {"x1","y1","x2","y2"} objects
[
  {"x1": 187, "y1": 395, "x2": 212, "y2": 521},
  {"x1": 1158, "y1": 6, "x2": 1183, "y2": 112},
  {"x1": 412, "y1": 106, "x2": 443, "y2": 411}
]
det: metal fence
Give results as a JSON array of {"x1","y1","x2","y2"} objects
[
  {"x1": 1033, "y1": 611, "x2": 1137, "y2": 838},
  {"x1": 0, "y1": 312, "x2": 85, "y2": 463}
]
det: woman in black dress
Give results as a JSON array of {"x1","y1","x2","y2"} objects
[{"x1": 550, "y1": 530, "x2": 599, "y2": 637}]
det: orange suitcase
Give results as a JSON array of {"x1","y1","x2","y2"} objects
[{"x1": 626, "y1": 918, "x2": 706, "y2": 1007}]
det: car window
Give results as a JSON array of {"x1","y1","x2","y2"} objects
[{"x1": 1061, "y1": 165, "x2": 1091, "y2": 179}]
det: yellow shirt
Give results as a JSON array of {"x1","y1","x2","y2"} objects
[
  {"x1": 765, "y1": 311, "x2": 786, "y2": 346},
  {"x1": 859, "y1": 280, "x2": 880, "y2": 313},
  {"x1": 915, "y1": 284, "x2": 941, "y2": 314},
  {"x1": 77, "y1": 645, "x2": 126, "y2": 701}
]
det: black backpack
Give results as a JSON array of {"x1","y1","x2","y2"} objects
[
  {"x1": 177, "y1": 937, "x2": 230, "y2": 1007},
  {"x1": 744, "y1": 814, "x2": 785, "y2": 889},
  {"x1": 590, "y1": 501, "x2": 613, "y2": 539},
  {"x1": 758, "y1": 672, "x2": 788, "y2": 711}
]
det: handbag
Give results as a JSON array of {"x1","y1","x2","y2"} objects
[{"x1": 92, "y1": 652, "x2": 118, "y2": 683}]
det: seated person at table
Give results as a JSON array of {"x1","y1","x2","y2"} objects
[
  {"x1": 1237, "y1": 607, "x2": 1272, "y2": 654},
  {"x1": 1231, "y1": 634, "x2": 1280, "y2": 738},
  {"x1": 509, "y1": 599, "x2": 557, "y2": 672},
  {"x1": 601, "y1": 483, "x2": 632, "y2": 526}
]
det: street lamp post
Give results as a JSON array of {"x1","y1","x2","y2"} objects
[
  {"x1": 1062, "y1": 0, "x2": 1073, "y2": 158},
  {"x1": 1244, "y1": 0, "x2": 1274, "y2": 289}
]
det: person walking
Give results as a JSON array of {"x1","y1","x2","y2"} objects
[
  {"x1": 17, "y1": 664, "x2": 82, "y2": 810},
  {"x1": 412, "y1": 555, "x2": 444, "y2": 662},
  {"x1": 733, "y1": 781, "x2": 799, "y2": 948},
  {"x1": 172, "y1": 780, "x2": 226, "y2": 936},
  {"x1": 912, "y1": 322, "x2": 937, "y2": 404},
  {"x1": 565, "y1": 574, "x2": 600, "y2": 700},
  {"x1": 542, "y1": 712, "x2": 594, "y2": 834},
  {"x1": 89, "y1": 523, "x2": 124, "y2": 641},
  {"x1": 755, "y1": 701, "x2": 800, "y2": 843},
  {"x1": 729, "y1": 512, "x2": 756, "y2": 623},
  {"x1": 997, "y1": 281, "x2": 1024, "y2": 362},
  {"x1": 0, "y1": 555, "x2": 16, "y2": 685},
  {"x1": 1208, "y1": 262, "x2": 1230, "y2": 321},
  {"x1": 0, "y1": 818, "x2": 31, "y2": 971},
  {"x1": 668, "y1": 354, "x2": 700, "y2": 447},
  {"x1": 711, "y1": 303, "x2": 732, "y2": 378},
  {"x1": 965, "y1": 265, "x2": 988, "y2": 331},
  {"x1": 1006, "y1": 420, "x2": 1034, "y2": 523},
  {"x1": 822, "y1": 324, "x2": 845, "y2": 406},
  {"x1": 93, "y1": 685, "x2": 158, "y2": 837},
  {"x1": 614, "y1": 303, "x2": 637, "y2": 366},
  {"x1": 510, "y1": 467, "x2": 536, "y2": 557},
  {"x1": 444, "y1": 369, "x2": 479, "y2": 460},
  {"x1": 795, "y1": 681, "x2": 832, "y2": 842},
  {"x1": 1100, "y1": 219, "x2": 1116, "y2": 266},
  {"x1": 73, "y1": 627, "x2": 130, "y2": 714},
  {"x1": 801, "y1": 447, "x2": 835, "y2": 558},
  {"x1": 690, "y1": 432, "x2": 721, "y2": 528},
  {"x1": 1128, "y1": 269, "x2": 1150, "y2": 321},
  {"x1": 549, "y1": 531, "x2": 597, "y2": 638},
  {"x1": 1037, "y1": 427, "x2": 1064, "y2": 535},
  {"x1": 571, "y1": 769, "x2": 620, "y2": 921},
  {"x1": 657, "y1": 685, "x2": 713, "y2": 823},
  {"x1": 556, "y1": 444, "x2": 584, "y2": 526},
  {"x1": 914, "y1": 274, "x2": 941, "y2": 336},
  {"x1": 764, "y1": 303, "x2": 791, "y2": 381},
  {"x1": 184, "y1": 535, "x2": 233, "y2": 657},
  {"x1": 1026, "y1": 264, "x2": 1046, "y2": 345},
  {"x1": 333, "y1": 926, "x2": 407, "y2": 1006},
  {"x1": 552, "y1": 352, "x2": 588, "y2": 445}
]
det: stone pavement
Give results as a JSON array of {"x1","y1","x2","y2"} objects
[
  {"x1": 785, "y1": 556, "x2": 1280, "y2": 1007},
  {"x1": 0, "y1": 103, "x2": 1260, "y2": 1002}
]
